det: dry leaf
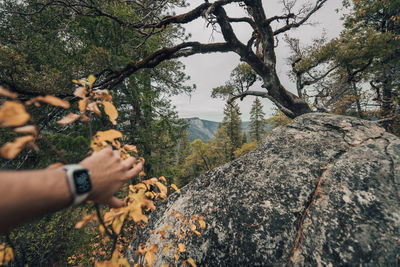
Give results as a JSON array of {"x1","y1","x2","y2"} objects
[
  {"x1": 0, "y1": 135, "x2": 34, "y2": 159},
  {"x1": 36, "y1": 95, "x2": 70, "y2": 109},
  {"x1": 75, "y1": 213, "x2": 97, "y2": 229},
  {"x1": 171, "y1": 184, "x2": 181, "y2": 194},
  {"x1": 57, "y1": 113, "x2": 80, "y2": 125},
  {"x1": 93, "y1": 89, "x2": 112, "y2": 101},
  {"x1": 0, "y1": 101, "x2": 30, "y2": 127},
  {"x1": 123, "y1": 144, "x2": 138, "y2": 153},
  {"x1": 164, "y1": 244, "x2": 172, "y2": 254},
  {"x1": 88, "y1": 102, "x2": 101, "y2": 116},
  {"x1": 94, "y1": 129, "x2": 122, "y2": 142},
  {"x1": 0, "y1": 86, "x2": 17, "y2": 99},
  {"x1": 88, "y1": 75, "x2": 96, "y2": 88},
  {"x1": 73, "y1": 87, "x2": 88, "y2": 99},
  {"x1": 178, "y1": 243, "x2": 186, "y2": 253},
  {"x1": 199, "y1": 219, "x2": 206, "y2": 230},
  {"x1": 0, "y1": 245, "x2": 14, "y2": 265},
  {"x1": 159, "y1": 176, "x2": 167, "y2": 184},
  {"x1": 155, "y1": 181, "x2": 168, "y2": 199},
  {"x1": 187, "y1": 257, "x2": 197, "y2": 267},
  {"x1": 128, "y1": 189, "x2": 156, "y2": 223},
  {"x1": 101, "y1": 101, "x2": 118, "y2": 125},
  {"x1": 79, "y1": 98, "x2": 89, "y2": 113},
  {"x1": 145, "y1": 251, "x2": 155, "y2": 267},
  {"x1": 13, "y1": 125, "x2": 38, "y2": 136}
]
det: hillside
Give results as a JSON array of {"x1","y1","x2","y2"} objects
[{"x1": 185, "y1": 117, "x2": 272, "y2": 142}]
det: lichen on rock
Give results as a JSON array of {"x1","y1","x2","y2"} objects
[{"x1": 128, "y1": 113, "x2": 400, "y2": 266}]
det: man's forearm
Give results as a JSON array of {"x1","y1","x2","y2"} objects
[{"x1": 0, "y1": 168, "x2": 71, "y2": 232}]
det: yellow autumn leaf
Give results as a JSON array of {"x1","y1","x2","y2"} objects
[
  {"x1": 75, "y1": 213, "x2": 97, "y2": 229},
  {"x1": 112, "y1": 213, "x2": 127, "y2": 235},
  {"x1": 187, "y1": 257, "x2": 197, "y2": 267},
  {"x1": 0, "y1": 86, "x2": 17, "y2": 99},
  {"x1": 135, "y1": 243, "x2": 147, "y2": 256},
  {"x1": 88, "y1": 74, "x2": 96, "y2": 88},
  {"x1": 79, "y1": 98, "x2": 89, "y2": 113},
  {"x1": 145, "y1": 251, "x2": 155, "y2": 267},
  {"x1": 199, "y1": 219, "x2": 206, "y2": 230},
  {"x1": 159, "y1": 176, "x2": 167, "y2": 184},
  {"x1": 174, "y1": 248, "x2": 179, "y2": 260},
  {"x1": 193, "y1": 230, "x2": 201, "y2": 237},
  {"x1": 88, "y1": 102, "x2": 101, "y2": 116},
  {"x1": 72, "y1": 79, "x2": 83, "y2": 85},
  {"x1": 164, "y1": 244, "x2": 172, "y2": 254},
  {"x1": 36, "y1": 95, "x2": 70, "y2": 109},
  {"x1": 161, "y1": 225, "x2": 171, "y2": 232},
  {"x1": 94, "y1": 129, "x2": 122, "y2": 143},
  {"x1": 57, "y1": 113, "x2": 80, "y2": 125},
  {"x1": 128, "y1": 189, "x2": 156, "y2": 223},
  {"x1": 0, "y1": 245, "x2": 14, "y2": 265},
  {"x1": 13, "y1": 125, "x2": 37, "y2": 136},
  {"x1": 155, "y1": 181, "x2": 168, "y2": 199},
  {"x1": 0, "y1": 135, "x2": 34, "y2": 159},
  {"x1": 123, "y1": 144, "x2": 138, "y2": 153},
  {"x1": 0, "y1": 101, "x2": 30, "y2": 127},
  {"x1": 73, "y1": 86, "x2": 88, "y2": 99},
  {"x1": 190, "y1": 223, "x2": 196, "y2": 232},
  {"x1": 171, "y1": 184, "x2": 181, "y2": 194},
  {"x1": 103, "y1": 209, "x2": 126, "y2": 225},
  {"x1": 93, "y1": 89, "x2": 112, "y2": 101},
  {"x1": 101, "y1": 101, "x2": 118, "y2": 125},
  {"x1": 178, "y1": 243, "x2": 186, "y2": 253}
]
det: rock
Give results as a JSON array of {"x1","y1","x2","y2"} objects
[{"x1": 128, "y1": 113, "x2": 400, "y2": 266}]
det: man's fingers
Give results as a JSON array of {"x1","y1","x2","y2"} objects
[
  {"x1": 125, "y1": 161, "x2": 143, "y2": 180},
  {"x1": 121, "y1": 156, "x2": 136, "y2": 170},
  {"x1": 105, "y1": 196, "x2": 125, "y2": 209}
]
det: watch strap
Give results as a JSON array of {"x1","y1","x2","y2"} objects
[{"x1": 63, "y1": 164, "x2": 91, "y2": 205}]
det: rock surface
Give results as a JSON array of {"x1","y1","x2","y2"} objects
[{"x1": 128, "y1": 113, "x2": 400, "y2": 266}]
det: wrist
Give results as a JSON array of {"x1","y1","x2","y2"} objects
[{"x1": 62, "y1": 164, "x2": 92, "y2": 205}]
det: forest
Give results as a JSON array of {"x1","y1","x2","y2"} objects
[{"x1": 0, "y1": 0, "x2": 399, "y2": 266}]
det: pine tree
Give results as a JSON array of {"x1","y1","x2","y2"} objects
[
  {"x1": 221, "y1": 102, "x2": 242, "y2": 160},
  {"x1": 249, "y1": 98, "x2": 267, "y2": 142}
]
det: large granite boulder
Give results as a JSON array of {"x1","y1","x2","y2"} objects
[{"x1": 128, "y1": 113, "x2": 400, "y2": 266}]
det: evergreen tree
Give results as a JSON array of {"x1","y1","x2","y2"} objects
[
  {"x1": 249, "y1": 98, "x2": 267, "y2": 142},
  {"x1": 221, "y1": 102, "x2": 242, "y2": 160},
  {"x1": 241, "y1": 133, "x2": 248, "y2": 144}
]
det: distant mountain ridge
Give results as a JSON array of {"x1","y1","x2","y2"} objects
[
  {"x1": 184, "y1": 117, "x2": 272, "y2": 142},
  {"x1": 185, "y1": 117, "x2": 220, "y2": 142}
]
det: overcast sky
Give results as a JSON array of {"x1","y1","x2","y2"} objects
[{"x1": 170, "y1": 0, "x2": 344, "y2": 122}]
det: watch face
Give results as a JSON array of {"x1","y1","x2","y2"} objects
[{"x1": 73, "y1": 169, "x2": 92, "y2": 194}]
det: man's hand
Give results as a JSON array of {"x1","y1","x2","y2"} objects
[{"x1": 79, "y1": 146, "x2": 143, "y2": 208}]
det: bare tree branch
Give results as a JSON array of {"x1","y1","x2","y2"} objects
[{"x1": 273, "y1": 0, "x2": 328, "y2": 35}]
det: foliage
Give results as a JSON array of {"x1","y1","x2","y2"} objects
[
  {"x1": 221, "y1": 102, "x2": 242, "y2": 160},
  {"x1": 266, "y1": 110, "x2": 292, "y2": 128},
  {"x1": 211, "y1": 63, "x2": 259, "y2": 100},
  {"x1": 0, "y1": 74, "x2": 205, "y2": 266},
  {"x1": 287, "y1": 0, "x2": 400, "y2": 133},
  {"x1": 249, "y1": 98, "x2": 267, "y2": 142},
  {"x1": 0, "y1": 0, "x2": 198, "y2": 264},
  {"x1": 233, "y1": 141, "x2": 258, "y2": 159}
]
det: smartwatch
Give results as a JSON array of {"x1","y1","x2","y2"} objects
[{"x1": 62, "y1": 164, "x2": 92, "y2": 205}]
